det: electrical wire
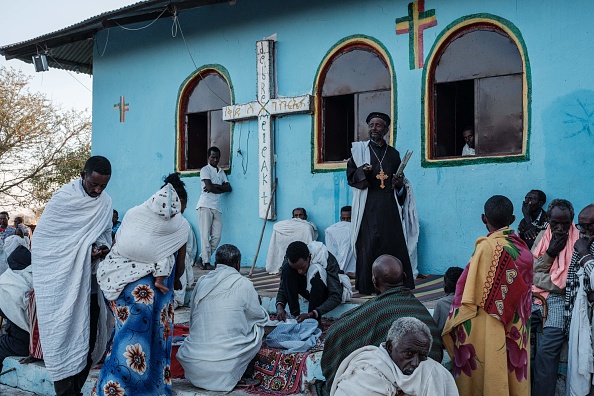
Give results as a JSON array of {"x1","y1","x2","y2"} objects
[
  {"x1": 173, "y1": 7, "x2": 230, "y2": 106},
  {"x1": 114, "y1": 7, "x2": 168, "y2": 31},
  {"x1": 95, "y1": 28, "x2": 110, "y2": 58}
]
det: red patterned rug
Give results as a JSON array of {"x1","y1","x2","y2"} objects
[{"x1": 248, "y1": 319, "x2": 331, "y2": 395}]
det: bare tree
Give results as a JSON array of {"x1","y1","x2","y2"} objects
[{"x1": 0, "y1": 66, "x2": 91, "y2": 207}]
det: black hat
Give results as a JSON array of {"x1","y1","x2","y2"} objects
[{"x1": 366, "y1": 112, "x2": 391, "y2": 126}]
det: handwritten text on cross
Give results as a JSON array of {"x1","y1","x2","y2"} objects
[{"x1": 223, "y1": 40, "x2": 313, "y2": 219}]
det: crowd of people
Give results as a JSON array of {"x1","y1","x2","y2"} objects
[{"x1": 0, "y1": 111, "x2": 592, "y2": 396}]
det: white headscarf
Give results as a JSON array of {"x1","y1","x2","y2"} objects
[{"x1": 146, "y1": 183, "x2": 182, "y2": 220}]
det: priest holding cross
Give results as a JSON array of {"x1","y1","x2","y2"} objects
[{"x1": 347, "y1": 112, "x2": 419, "y2": 295}]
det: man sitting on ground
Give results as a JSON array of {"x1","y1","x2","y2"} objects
[
  {"x1": 275, "y1": 241, "x2": 342, "y2": 324},
  {"x1": 321, "y1": 254, "x2": 443, "y2": 391},
  {"x1": 325, "y1": 206, "x2": 355, "y2": 278},
  {"x1": 177, "y1": 244, "x2": 267, "y2": 391},
  {"x1": 331, "y1": 317, "x2": 458, "y2": 396},
  {"x1": 432, "y1": 266, "x2": 463, "y2": 333},
  {"x1": 266, "y1": 208, "x2": 318, "y2": 274}
]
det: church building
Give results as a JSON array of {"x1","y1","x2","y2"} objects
[{"x1": 2, "y1": 0, "x2": 592, "y2": 274}]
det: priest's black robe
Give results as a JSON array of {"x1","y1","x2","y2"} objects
[{"x1": 347, "y1": 141, "x2": 414, "y2": 294}]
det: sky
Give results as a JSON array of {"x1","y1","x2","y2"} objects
[{"x1": 1, "y1": 1, "x2": 139, "y2": 112}]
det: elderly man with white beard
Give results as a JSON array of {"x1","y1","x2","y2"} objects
[{"x1": 330, "y1": 317, "x2": 458, "y2": 396}]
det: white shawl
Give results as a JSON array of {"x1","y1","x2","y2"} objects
[
  {"x1": 567, "y1": 268, "x2": 594, "y2": 395},
  {"x1": 307, "y1": 241, "x2": 329, "y2": 292},
  {"x1": 325, "y1": 221, "x2": 356, "y2": 274},
  {"x1": 350, "y1": 141, "x2": 420, "y2": 277},
  {"x1": 177, "y1": 265, "x2": 268, "y2": 391},
  {"x1": 0, "y1": 266, "x2": 32, "y2": 331},
  {"x1": 0, "y1": 235, "x2": 28, "y2": 276},
  {"x1": 114, "y1": 184, "x2": 189, "y2": 263},
  {"x1": 32, "y1": 178, "x2": 113, "y2": 381},
  {"x1": 97, "y1": 185, "x2": 190, "y2": 300},
  {"x1": 266, "y1": 218, "x2": 318, "y2": 274},
  {"x1": 331, "y1": 344, "x2": 458, "y2": 396}
]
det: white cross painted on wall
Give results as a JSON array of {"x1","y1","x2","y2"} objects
[{"x1": 223, "y1": 40, "x2": 313, "y2": 219}]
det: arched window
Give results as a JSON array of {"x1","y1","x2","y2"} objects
[
  {"x1": 314, "y1": 39, "x2": 393, "y2": 170},
  {"x1": 177, "y1": 69, "x2": 232, "y2": 172},
  {"x1": 424, "y1": 18, "x2": 529, "y2": 164}
]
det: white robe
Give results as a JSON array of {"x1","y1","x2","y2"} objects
[
  {"x1": 325, "y1": 221, "x2": 355, "y2": 274},
  {"x1": 567, "y1": 268, "x2": 594, "y2": 395},
  {"x1": 32, "y1": 178, "x2": 113, "y2": 381},
  {"x1": 350, "y1": 141, "x2": 420, "y2": 277},
  {"x1": 266, "y1": 218, "x2": 318, "y2": 274},
  {"x1": 177, "y1": 265, "x2": 269, "y2": 391},
  {"x1": 331, "y1": 344, "x2": 458, "y2": 396},
  {"x1": 0, "y1": 266, "x2": 32, "y2": 331}
]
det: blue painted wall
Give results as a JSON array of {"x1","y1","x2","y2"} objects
[{"x1": 91, "y1": 0, "x2": 594, "y2": 274}]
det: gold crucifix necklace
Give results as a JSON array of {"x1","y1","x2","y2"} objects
[{"x1": 370, "y1": 144, "x2": 388, "y2": 189}]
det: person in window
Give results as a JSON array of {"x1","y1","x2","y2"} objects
[
  {"x1": 346, "y1": 111, "x2": 418, "y2": 294},
  {"x1": 518, "y1": 189, "x2": 548, "y2": 249},
  {"x1": 461, "y1": 127, "x2": 475, "y2": 156},
  {"x1": 195, "y1": 146, "x2": 232, "y2": 270}
]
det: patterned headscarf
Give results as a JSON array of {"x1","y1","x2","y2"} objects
[{"x1": 146, "y1": 183, "x2": 181, "y2": 220}]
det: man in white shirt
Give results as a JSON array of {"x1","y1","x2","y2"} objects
[
  {"x1": 325, "y1": 206, "x2": 355, "y2": 278},
  {"x1": 461, "y1": 127, "x2": 475, "y2": 156},
  {"x1": 196, "y1": 147, "x2": 232, "y2": 270}
]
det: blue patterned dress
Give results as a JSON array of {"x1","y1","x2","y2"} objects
[{"x1": 93, "y1": 272, "x2": 174, "y2": 396}]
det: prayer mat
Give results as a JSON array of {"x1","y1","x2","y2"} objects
[
  {"x1": 243, "y1": 268, "x2": 445, "y2": 303},
  {"x1": 248, "y1": 319, "x2": 332, "y2": 395}
]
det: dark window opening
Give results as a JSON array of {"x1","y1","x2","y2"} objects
[
  {"x1": 434, "y1": 80, "x2": 474, "y2": 158},
  {"x1": 179, "y1": 72, "x2": 231, "y2": 171},
  {"x1": 323, "y1": 94, "x2": 354, "y2": 162},
  {"x1": 186, "y1": 112, "x2": 208, "y2": 170},
  {"x1": 317, "y1": 45, "x2": 391, "y2": 165},
  {"x1": 429, "y1": 25, "x2": 524, "y2": 160}
]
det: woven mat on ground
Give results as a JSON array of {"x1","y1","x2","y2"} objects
[
  {"x1": 243, "y1": 268, "x2": 445, "y2": 303},
  {"x1": 248, "y1": 319, "x2": 333, "y2": 395}
]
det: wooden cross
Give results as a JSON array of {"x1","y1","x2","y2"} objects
[
  {"x1": 113, "y1": 96, "x2": 130, "y2": 122},
  {"x1": 376, "y1": 169, "x2": 388, "y2": 189},
  {"x1": 223, "y1": 40, "x2": 313, "y2": 219},
  {"x1": 395, "y1": 0, "x2": 437, "y2": 69}
]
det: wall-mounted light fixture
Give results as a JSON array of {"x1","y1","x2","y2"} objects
[{"x1": 32, "y1": 54, "x2": 49, "y2": 72}]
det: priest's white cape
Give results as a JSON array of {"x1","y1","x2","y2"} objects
[
  {"x1": 177, "y1": 264, "x2": 269, "y2": 391},
  {"x1": 266, "y1": 218, "x2": 318, "y2": 274},
  {"x1": 325, "y1": 221, "x2": 356, "y2": 274},
  {"x1": 32, "y1": 178, "x2": 113, "y2": 381},
  {"x1": 331, "y1": 344, "x2": 458, "y2": 396},
  {"x1": 350, "y1": 141, "x2": 420, "y2": 277},
  {"x1": 567, "y1": 268, "x2": 594, "y2": 396}
]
